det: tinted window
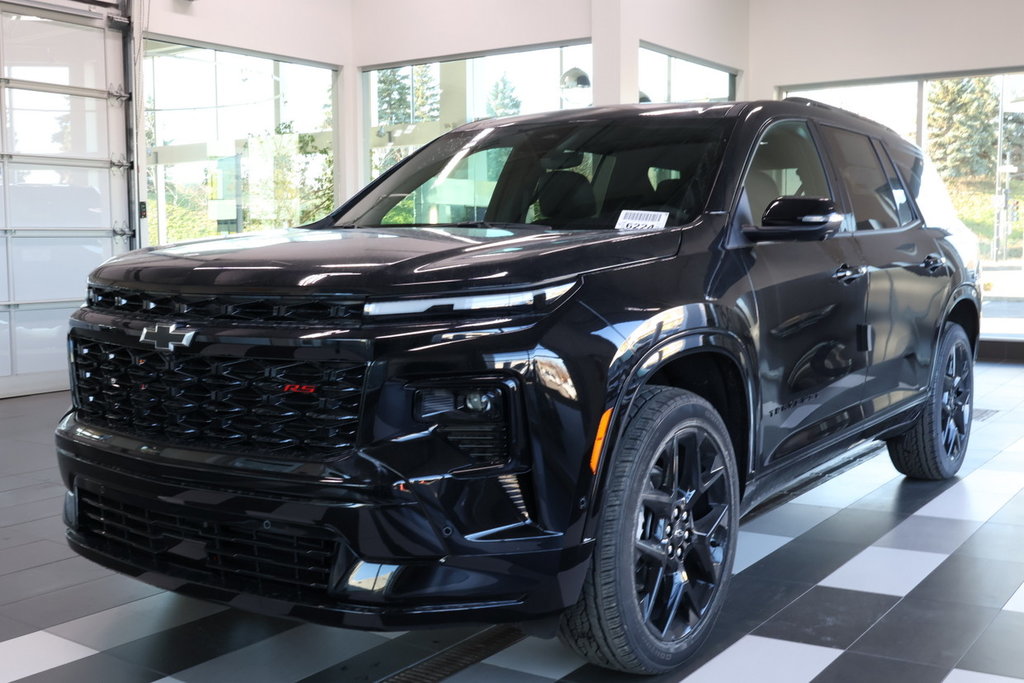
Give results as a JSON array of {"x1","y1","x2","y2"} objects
[
  {"x1": 743, "y1": 120, "x2": 830, "y2": 223},
  {"x1": 873, "y1": 140, "x2": 916, "y2": 225},
  {"x1": 339, "y1": 117, "x2": 733, "y2": 229},
  {"x1": 821, "y1": 126, "x2": 900, "y2": 230}
]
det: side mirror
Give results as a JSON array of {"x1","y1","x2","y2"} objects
[{"x1": 743, "y1": 197, "x2": 843, "y2": 242}]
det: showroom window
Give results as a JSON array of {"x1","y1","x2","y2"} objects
[
  {"x1": 143, "y1": 41, "x2": 335, "y2": 245},
  {"x1": 638, "y1": 46, "x2": 734, "y2": 104},
  {"x1": 788, "y1": 74, "x2": 1024, "y2": 340},
  {"x1": 364, "y1": 44, "x2": 592, "y2": 179}
]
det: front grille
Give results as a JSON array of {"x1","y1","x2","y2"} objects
[
  {"x1": 71, "y1": 338, "x2": 364, "y2": 460},
  {"x1": 76, "y1": 484, "x2": 341, "y2": 601},
  {"x1": 87, "y1": 285, "x2": 363, "y2": 326}
]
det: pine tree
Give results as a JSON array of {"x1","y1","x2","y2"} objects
[
  {"x1": 412, "y1": 63, "x2": 440, "y2": 122},
  {"x1": 376, "y1": 67, "x2": 412, "y2": 125},
  {"x1": 927, "y1": 77, "x2": 998, "y2": 179},
  {"x1": 487, "y1": 74, "x2": 522, "y2": 118}
]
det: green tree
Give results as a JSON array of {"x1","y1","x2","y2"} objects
[
  {"x1": 376, "y1": 67, "x2": 412, "y2": 125},
  {"x1": 927, "y1": 77, "x2": 998, "y2": 179},
  {"x1": 487, "y1": 74, "x2": 522, "y2": 118},
  {"x1": 412, "y1": 63, "x2": 440, "y2": 122}
]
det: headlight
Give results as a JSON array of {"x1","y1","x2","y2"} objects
[
  {"x1": 364, "y1": 282, "x2": 575, "y2": 318},
  {"x1": 411, "y1": 377, "x2": 520, "y2": 465}
]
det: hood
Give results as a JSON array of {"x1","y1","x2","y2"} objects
[{"x1": 91, "y1": 225, "x2": 682, "y2": 296}]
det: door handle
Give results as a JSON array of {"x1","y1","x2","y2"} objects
[
  {"x1": 832, "y1": 264, "x2": 867, "y2": 284},
  {"x1": 922, "y1": 253, "x2": 947, "y2": 272}
]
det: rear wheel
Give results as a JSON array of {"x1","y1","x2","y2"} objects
[
  {"x1": 559, "y1": 386, "x2": 739, "y2": 674},
  {"x1": 887, "y1": 322, "x2": 973, "y2": 479}
]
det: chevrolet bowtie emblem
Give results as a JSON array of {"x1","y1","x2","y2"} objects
[{"x1": 139, "y1": 324, "x2": 196, "y2": 351}]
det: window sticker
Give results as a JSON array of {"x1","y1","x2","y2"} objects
[{"x1": 615, "y1": 210, "x2": 670, "y2": 231}]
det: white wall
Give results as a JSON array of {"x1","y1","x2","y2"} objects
[
  {"x1": 638, "y1": 0, "x2": 748, "y2": 78},
  {"x1": 140, "y1": 0, "x2": 352, "y2": 66},
  {"x1": 747, "y1": 0, "x2": 1024, "y2": 99},
  {"x1": 349, "y1": 0, "x2": 591, "y2": 68}
]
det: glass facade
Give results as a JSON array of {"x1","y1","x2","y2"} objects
[
  {"x1": 788, "y1": 76, "x2": 1024, "y2": 340},
  {"x1": 638, "y1": 47, "x2": 734, "y2": 104},
  {"x1": 143, "y1": 41, "x2": 335, "y2": 245},
  {"x1": 365, "y1": 44, "x2": 592, "y2": 179}
]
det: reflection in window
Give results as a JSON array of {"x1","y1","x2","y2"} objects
[
  {"x1": 638, "y1": 47, "x2": 733, "y2": 104},
  {"x1": 365, "y1": 44, "x2": 592, "y2": 179},
  {"x1": 143, "y1": 41, "x2": 335, "y2": 245},
  {"x1": 786, "y1": 76, "x2": 1024, "y2": 339}
]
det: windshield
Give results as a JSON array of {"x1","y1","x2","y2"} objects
[{"x1": 335, "y1": 115, "x2": 733, "y2": 230}]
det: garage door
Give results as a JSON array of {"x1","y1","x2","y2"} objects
[{"x1": 0, "y1": 2, "x2": 131, "y2": 398}]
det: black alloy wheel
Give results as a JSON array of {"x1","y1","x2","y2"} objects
[
  {"x1": 888, "y1": 322, "x2": 974, "y2": 479},
  {"x1": 559, "y1": 386, "x2": 739, "y2": 674}
]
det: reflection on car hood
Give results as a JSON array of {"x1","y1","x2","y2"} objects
[{"x1": 91, "y1": 226, "x2": 682, "y2": 296}]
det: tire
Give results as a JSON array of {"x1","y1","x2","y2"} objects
[
  {"x1": 558, "y1": 386, "x2": 739, "y2": 674},
  {"x1": 887, "y1": 322, "x2": 974, "y2": 480}
]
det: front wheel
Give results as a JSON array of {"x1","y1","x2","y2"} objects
[
  {"x1": 887, "y1": 322, "x2": 974, "y2": 479},
  {"x1": 559, "y1": 386, "x2": 739, "y2": 674}
]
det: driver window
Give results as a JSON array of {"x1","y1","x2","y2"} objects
[{"x1": 744, "y1": 120, "x2": 830, "y2": 224}]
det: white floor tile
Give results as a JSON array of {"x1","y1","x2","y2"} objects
[
  {"x1": 914, "y1": 469, "x2": 1024, "y2": 522},
  {"x1": 944, "y1": 669, "x2": 1024, "y2": 682},
  {"x1": 683, "y1": 635, "x2": 841, "y2": 683},
  {"x1": 1003, "y1": 582, "x2": 1024, "y2": 612},
  {"x1": 0, "y1": 631, "x2": 96, "y2": 683},
  {"x1": 734, "y1": 531, "x2": 792, "y2": 573},
  {"x1": 482, "y1": 635, "x2": 587, "y2": 679},
  {"x1": 819, "y1": 546, "x2": 947, "y2": 596}
]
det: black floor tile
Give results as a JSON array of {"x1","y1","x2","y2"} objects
[
  {"x1": 0, "y1": 496, "x2": 64, "y2": 528},
  {"x1": 0, "y1": 572, "x2": 164, "y2": 629},
  {"x1": 0, "y1": 539, "x2": 75, "y2": 576},
  {"x1": 299, "y1": 625, "x2": 485, "y2": 682},
  {"x1": 718, "y1": 573, "x2": 815, "y2": 631},
  {"x1": 0, "y1": 555, "x2": 110, "y2": 607},
  {"x1": 956, "y1": 521, "x2": 1024, "y2": 561},
  {"x1": 811, "y1": 651, "x2": 948, "y2": 683},
  {"x1": 957, "y1": 610, "x2": 1024, "y2": 679},
  {"x1": 0, "y1": 612, "x2": 36, "y2": 641},
  {"x1": 850, "y1": 477, "x2": 959, "y2": 515},
  {"x1": 753, "y1": 586, "x2": 899, "y2": 649},
  {"x1": 799, "y1": 508, "x2": 908, "y2": 547},
  {"x1": 849, "y1": 597, "x2": 998, "y2": 668},
  {"x1": 990, "y1": 490, "x2": 1024, "y2": 526},
  {"x1": 14, "y1": 652, "x2": 163, "y2": 683},
  {"x1": 737, "y1": 537, "x2": 864, "y2": 585},
  {"x1": 0, "y1": 481, "x2": 67, "y2": 508},
  {"x1": 906, "y1": 554, "x2": 1024, "y2": 609},
  {"x1": 105, "y1": 609, "x2": 298, "y2": 675}
]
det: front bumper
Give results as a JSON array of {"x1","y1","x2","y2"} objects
[{"x1": 56, "y1": 413, "x2": 591, "y2": 629}]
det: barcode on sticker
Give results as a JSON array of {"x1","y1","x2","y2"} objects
[{"x1": 615, "y1": 210, "x2": 670, "y2": 231}]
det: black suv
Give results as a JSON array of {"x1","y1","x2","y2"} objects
[{"x1": 56, "y1": 99, "x2": 979, "y2": 674}]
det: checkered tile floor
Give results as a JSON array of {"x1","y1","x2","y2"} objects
[{"x1": 2, "y1": 361, "x2": 1024, "y2": 682}]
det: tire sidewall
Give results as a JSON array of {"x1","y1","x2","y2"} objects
[
  {"x1": 601, "y1": 391, "x2": 739, "y2": 671},
  {"x1": 927, "y1": 323, "x2": 973, "y2": 477}
]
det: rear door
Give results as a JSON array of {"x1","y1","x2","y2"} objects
[{"x1": 817, "y1": 125, "x2": 950, "y2": 414}]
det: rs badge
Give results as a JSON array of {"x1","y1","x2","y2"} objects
[{"x1": 139, "y1": 324, "x2": 196, "y2": 351}]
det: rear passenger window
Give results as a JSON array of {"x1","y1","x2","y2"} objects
[{"x1": 821, "y1": 126, "x2": 901, "y2": 230}]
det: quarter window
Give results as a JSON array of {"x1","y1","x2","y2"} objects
[{"x1": 821, "y1": 126, "x2": 901, "y2": 230}]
